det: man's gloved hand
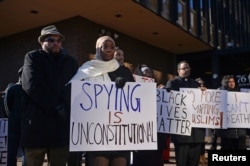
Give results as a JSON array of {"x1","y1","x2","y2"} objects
[
  {"x1": 115, "y1": 77, "x2": 127, "y2": 89},
  {"x1": 56, "y1": 104, "x2": 66, "y2": 121}
]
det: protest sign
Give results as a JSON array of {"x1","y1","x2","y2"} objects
[
  {"x1": 180, "y1": 88, "x2": 227, "y2": 129},
  {"x1": 226, "y1": 91, "x2": 250, "y2": 128},
  {"x1": 0, "y1": 118, "x2": 7, "y2": 165},
  {"x1": 240, "y1": 88, "x2": 250, "y2": 93},
  {"x1": 157, "y1": 89, "x2": 192, "y2": 136},
  {"x1": 70, "y1": 81, "x2": 157, "y2": 151},
  {"x1": 133, "y1": 74, "x2": 155, "y2": 83}
]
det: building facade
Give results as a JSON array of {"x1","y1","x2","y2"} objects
[{"x1": 0, "y1": 0, "x2": 250, "y2": 90}]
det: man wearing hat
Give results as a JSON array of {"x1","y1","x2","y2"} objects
[{"x1": 21, "y1": 25, "x2": 78, "y2": 166}]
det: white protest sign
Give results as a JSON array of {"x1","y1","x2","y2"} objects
[
  {"x1": 0, "y1": 118, "x2": 8, "y2": 165},
  {"x1": 240, "y1": 88, "x2": 250, "y2": 93},
  {"x1": 157, "y1": 89, "x2": 192, "y2": 136},
  {"x1": 70, "y1": 81, "x2": 157, "y2": 151},
  {"x1": 180, "y1": 88, "x2": 227, "y2": 129},
  {"x1": 133, "y1": 74, "x2": 155, "y2": 83},
  {"x1": 226, "y1": 91, "x2": 250, "y2": 128}
]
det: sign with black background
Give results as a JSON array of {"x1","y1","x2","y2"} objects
[
  {"x1": 235, "y1": 73, "x2": 250, "y2": 88},
  {"x1": 208, "y1": 150, "x2": 250, "y2": 166}
]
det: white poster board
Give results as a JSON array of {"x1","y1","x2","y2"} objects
[
  {"x1": 180, "y1": 88, "x2": 227, "y2": 129},
  {"x1": 157, "y1": 89, "x2": 192, "y2": 136},
  {"x1": 0, "y1": 118, "x2": 8, "y2": 166},
  {"x1": 133, "y1": 74, "x2": 155, "y2": 83},
  {"x1": 240, "y1": 88, "x2": 250, "y2": 93},
  {"x1": 70, "y1": 81, "x2": 157, "y2": 151},
  {"x1": 226, "y1": 91, "x2": 250, "y2": 128}
]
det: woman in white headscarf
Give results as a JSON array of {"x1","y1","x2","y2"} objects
[
  {"x1": 70, "y1": 36, "x2": 120, "y2": 82},
  {"x1": 70, "y1": 36, "x2": 134, "y2": 166}
]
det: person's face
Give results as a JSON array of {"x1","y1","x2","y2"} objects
[
  {"x1": 114, "y1": 50, "x2": 124, "y2": 65},
  {"x1": 227, "y1": 78, "x2": 235, "y2": 89},
  {"x1": 100, "y1": 40, "x2": 115, "y2": 61},
  {"x1": 143, "y1": 68, "x2": 153, "y2": 78},
  {"x1": 177, "y1": 62, "x2": 191, "y2": 78},
  {"x1": 198, "y1": 80, "x2": 204, "y2": 87},
  {"x1": 41, "y1": 35, "x2": 62, "y2": 54},
  {"x1": 157, "y1": 84, "x2": 165, "y2": 89}
]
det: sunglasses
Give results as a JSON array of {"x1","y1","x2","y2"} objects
[{"x1": 44, "y1": 37, "x2": 62, "y2": 43}]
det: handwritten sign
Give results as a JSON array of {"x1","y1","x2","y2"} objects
[
  {"x1": 157, "y1": 89, "x2": 192, "y2": 136},
  {"x1": 180, "y1": 88, "x2": 227, "y2": 129},
  {"x1": 0, "y1": 119, "x2": 7, "y2": 165},
  {"x1": 240, "y1": 88, "x2": 250, "y2": 93},
  {"x1": 226, "y1": 92, "x2": 250, "y2": 128},
  {"x1": 133, "y1": 74, "x2": 155, "y2": 83},
  {"x1": 70, "y1": 81, "x2": 157, "y2": 151}
]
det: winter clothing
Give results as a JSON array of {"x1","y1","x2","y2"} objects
[
  {"x1": 4, "y1": 82, "x2": 25, "y2": 166},
  {"x1": 70, "y1": 35, "x2": 134, "y2": 166},
  {"x1": 166, "y1": 76, "x2": 205, "y2": 166},
  {"x1": 216, "y1": 79, "x2": 247, "y2": 150},
  {"x1": 38, "y1": 25, "x2": 65, "y2": 43},
  {"x1": 166, "y1": 76, "x2": 206, "y2": 143},
  {"x1": 21, "y1": 49, "x2": 78, "y2": 148}
]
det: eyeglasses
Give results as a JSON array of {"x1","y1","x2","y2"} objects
[
  {"x1": 179, "y1": 67, "x2": 191, "y2": 70},
  {"x1": 44, "y1": 37, "x2": 62, "y2": 43}
]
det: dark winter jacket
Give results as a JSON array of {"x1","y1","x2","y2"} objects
[
  {"x1": 21, "y1": 49, "x2": 78, "y2": 148},
  {"x1": 5, "y1": 82, "x2": 24, "y2": 128},
  {"x1": 0, "y1": 94, "x2": 7, "y2": 118},
  {"x1": 166, "y1": 76, "x2": 206, "y2": 143},
  {"x1": 108, "y1": 65, "x2": 135, "y2": 82}
]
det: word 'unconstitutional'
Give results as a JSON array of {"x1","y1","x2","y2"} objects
[{"x1": 71, "y1": 121, "x2": 156, "y2": 145}]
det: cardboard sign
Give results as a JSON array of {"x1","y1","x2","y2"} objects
[
  {"x1": 226, "y1": 91, "x2": 250, "y2": 128},
  {"x1": 157, "y1": 89, "x2": 192, "y2": 136},
  {"x1": 180, "y1": 88, "x2": 227, "y2": 129},
  {"x1": 0, "y1": 119, "x2": 8, "y2": 165},
  {"x1": 240, "y1": 88, "x2": 250, "y2": 93},
  {"x1": 70, "y1": 81, "x2": 157, "y2": 151}
]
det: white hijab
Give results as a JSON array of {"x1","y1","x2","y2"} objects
[{"x1": 70, "y1": 36, "x2": 119, "y2": 82}]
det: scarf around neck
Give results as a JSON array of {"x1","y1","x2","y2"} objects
[{"x1": 70, "y1": 58, "x2": 119, "y2": 82}]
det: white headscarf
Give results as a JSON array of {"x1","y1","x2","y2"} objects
[
  {"x1": 95, "y1": 35, "x2": 115, "y2": 60},
  {"x1": 70, "y1": 36, "x2": 119, "y2": 82}
]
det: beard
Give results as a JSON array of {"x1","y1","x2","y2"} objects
[{"x1": 44, "y1": 45, "x2": 61, "y2": 54}]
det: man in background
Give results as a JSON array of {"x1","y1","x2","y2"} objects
[
  {"x1": 166, "y1": 60, "x2": 205, "y2": 166},
  {"x1": 4, "y1": 67, "x2": 25, "y2": 166}
]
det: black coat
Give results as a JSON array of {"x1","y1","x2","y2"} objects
[
  {"x1": 21, "y1": 49, "x2": 78, "y2": 148},
  {"x1": 166, "y1": 76, "x2": 205, "y2": 143},
  {"x1": 108, "y1": 65, "x2": 135, "y2": 82},
  {"x1": 0, "y1": 94, "x2": 7, "y2": 118},
  {"x1": 5, "y1": 83, "x2": 24, "y2": 128}
]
